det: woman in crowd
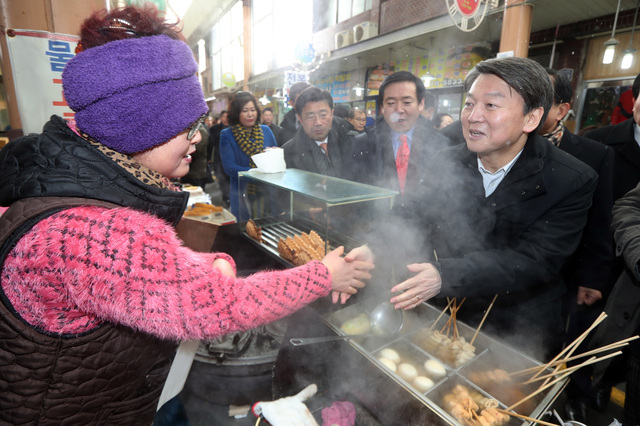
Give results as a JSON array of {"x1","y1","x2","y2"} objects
[
  {"x1": 220, "y1": 91, "x2": 277, "y2": 219},
  {"x1": 0, "y1": 5, "x2": 373, "y2": 424},
  {"x1": 432, "y1": 112, "x2": 453, "y2": 130}
]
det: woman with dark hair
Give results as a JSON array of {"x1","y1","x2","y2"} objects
[
  {"x1": 432, "y1": 112, "x2": 453, "y2": 130},
  {"x1": 0, "y1": 6, "x2": 373, "y2": 424},
  {"x1": 220, "y1": 91, "x2": 277, "y2": 219}
]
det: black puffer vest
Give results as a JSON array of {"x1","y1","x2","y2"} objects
[{"x1": 0, "y1": 116, "x2": 190, "y2": 424}]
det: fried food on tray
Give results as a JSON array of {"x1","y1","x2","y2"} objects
[
  {"x1": 183, "y1": 202, "x2": 223, "y2": 217},
  {"x1": 246, "y1": 219, "x2": 262, "y2": 243},
  {"x1": 443, "y1": 384, "x2": 510, "y2": 425},
  {"x1": 277, "y1": 230, "x2": 325, "y2": 266}
]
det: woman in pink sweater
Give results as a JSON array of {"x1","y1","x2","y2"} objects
[{"x1": 0, "y1": 5, "x2": 373, "y2": 424}]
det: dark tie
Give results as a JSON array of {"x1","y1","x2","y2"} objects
[{"x1": 396, "y1": 134, "x2": 409, "y2": 194}]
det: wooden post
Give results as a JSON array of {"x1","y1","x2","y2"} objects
[{"x1": 499, "y1": 0, "x2": 533, "y2": 58}]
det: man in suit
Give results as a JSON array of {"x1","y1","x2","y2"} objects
[
  {"x1": 539, "y1": 69, "x2": 615, "y2": 421},
  {"x1": 582, "y1": 72, "x2": 640, "y2": 419},
  {"x1": 350, "y1": 71, "x2": 449, "y2": 214},
  {"x1": 262, "y1": 107, "x2": 284, "y2": 146},
  {"x1": 282, "y1": 87, "x2": 356, "y2": 179},
  {"x1": 585, "y1": 72, "x2": 640, "y2": 201},
  {"x1": 347, "y1": 108, "x2": 367, "y2": 133},
  {"x1": 389, "y1": 58, "x2": 597, "y2": 360},
  {"x1": 539, "y1": 69, "x2": 614, "y2": 307}
]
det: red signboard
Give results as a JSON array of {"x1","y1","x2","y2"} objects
[{"x1": 457, "y1": 0, "x2": 480, "y2": 17}]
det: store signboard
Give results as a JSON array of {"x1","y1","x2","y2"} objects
[
  {"x1": 284, "y1": 71, "x2": 308, "y2": 108},
  {"x1": 6, "y1": 29, "x2": 78, "y2": 134},
  {"x1": 314, "y1": 71, "x2": 352, "y2": 103},
  {"x1": 374, "y1": 43, "x2": 487, "y2": 91}
]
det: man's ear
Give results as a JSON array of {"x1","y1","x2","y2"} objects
[
  {"x1": 556, "y1": 102, "x2": 571, "y2": 121},
  {"x1": 523, "y1": 107, "x2": 544, "y2": 133}
]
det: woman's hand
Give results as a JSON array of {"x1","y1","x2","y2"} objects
[
  {"x1": 390, "y1": 263, "x2": 441, "y2": 310},
  {"x1": 212, "y1": 258, "x2": 236, "y2": 277},
  {"x1": 322, "y1": 246, "x2": 374, "y2": 303}
]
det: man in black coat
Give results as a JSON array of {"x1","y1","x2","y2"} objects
[
  {"x1": 540, "y1": 69, "x2": 614, "y2": 312},
  {"x1": 280, "y1": 81, "x2": 311, "y2": 144},
  {"x1": 585, "y1": 72, "x2": 640, "y2": 201},
  {"x1": 282, "y1": 87, "x2": 356, "y2": 179},
  {"x1": 539, "y1": 69, "x2": 615, "y2": 421},
  {"x1": 388, "y1": 58, "x2": 597, "y2": 360},
  {"x1": 262, "y1": 107, "x2": 284, "y2": 146},
  {"x1": 350, "y1": 71, "x2": 450, "y2": 219}
]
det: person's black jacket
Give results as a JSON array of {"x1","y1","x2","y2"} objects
[
  {"x1": 585, "y1": 118, "x2": 640, "y2": 201},
  {"x1": 282, "y1": 118, "x2": 356, "y2": 179},
  {"x1": 438, "y1": 119, "x2": 465, "y2": 146},
  {"x1": 556, "y1": 130, "x2": 614, "y2": 294},
  {"x1": 279, "y1": 109, "x2": 298, "y2": 144},
  {"x1": 268, "y1": 123, "x2": 285, "y2": 146},
  {"x1": 416, "y1": 133, "x2": 597, "y2": 355},
  {"x1": 349, "y1": 115, "x2": 450, "y2": 219}
]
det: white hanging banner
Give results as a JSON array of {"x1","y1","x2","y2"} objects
[{"x1": 6, "y1": 29, "x2": 78, "y2": 134}]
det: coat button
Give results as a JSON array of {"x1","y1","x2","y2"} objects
[
  {"x1": 491, "y1": 202, "x2": 496, "y2": 207},
  {"x1": 521, "y1": 191, "x2": 526, "y2": 196},
  {"x1": 535, "y1": 185, "x2": 540, "y2": 189}
]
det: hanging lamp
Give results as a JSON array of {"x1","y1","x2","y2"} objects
[
  {"x1": 603, "y1": 0, "x2": 622, "y2": 65},
  {"x1": 622, "y1": 0, "x2": 640, "y2": 70}
]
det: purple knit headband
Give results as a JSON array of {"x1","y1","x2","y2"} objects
[{"x1": 62, "y1": 34, "x2": 208, "y2": 154}]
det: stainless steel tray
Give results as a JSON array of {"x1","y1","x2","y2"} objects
[{"x1": 322, "y1": 298, "x2": 568, "y2": 425}]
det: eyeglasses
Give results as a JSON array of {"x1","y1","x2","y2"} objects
[{"x1": 187, "y1": 115, "x2": 206, "y2": 140}]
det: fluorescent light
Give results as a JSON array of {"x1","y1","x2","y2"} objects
[
  {"x1": 353, "y1": 85, "x2": 365, "y2": 96},
  {"x1": 421, "y1": 72, "x2": 435, "y2": 87},
  {"x1": 622, "y1": 48, "x2": 637, "y2": 69},
  {"x1": 603, "y1": 37, "x2": 619, "y2": 65}
]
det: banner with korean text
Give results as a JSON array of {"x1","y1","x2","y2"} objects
[{"x1": 6, "y1": 29, "x2": 78, "y2": 134}]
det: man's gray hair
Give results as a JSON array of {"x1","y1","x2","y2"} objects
[{"x1": 465, "y1": 57, "x2": 553, "y2": 128}]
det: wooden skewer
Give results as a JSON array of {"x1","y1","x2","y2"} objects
[
  {"x1": 540, "y1": 312, "x2": 606, "y2": 387},
  {"x1": 494, "y1": 408, "x2": 560, "y2": 426},
  {"x1": 508, "y1": 372, "x2": 569, "y2": 411},
  {"x1": 433, "y1": 249, "x2": 439, "y2": 262},
  {"x1": 510, "y1": 336, "x2": 637, "y2": 377},
  {"x1": 523, "y1": 351, "x2": 622, "y2": 385},
  {"x1": 429, "y1": 298, "x2": 454, "y2": 331},
  {"x1": 470, "y1": 294, "x2": 498, "y2": 346},
  {"x1": 523, "y1": 356, "x2": 596, "y2": 384},
  {"x1": 510, "y1": 350, "x2": 622, "y2": 411},
  {"x1": 529, "y1": 312, "x2": 607, "y2": 382},
  {"x1": 440, "y1": 297, "x2": 465, "y2": 335}
]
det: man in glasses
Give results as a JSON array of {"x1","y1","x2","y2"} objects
[
  {"x1": 347, "y1": 108, "x2": 367, "y2": 133},
  {"x1": 282, "y1": 87, "x2": 356, "y2": 178}
]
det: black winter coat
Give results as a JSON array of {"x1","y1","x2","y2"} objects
[
  {"x1": 282, "y1": 118, "x2": 356, "y2": 179},
  {"x1": 585, "y1": 118, "x2": 640, "y2": 201},
  {"x1": 556, "y1": 130, "x2": 614, "y2": 293},
  {"x1": 417, "y1": 133, "x2": 597, "y2": 354}
]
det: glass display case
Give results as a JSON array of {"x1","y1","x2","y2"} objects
[{"x1": 238, "y1": 169, "x2": 398, "y2": 265}]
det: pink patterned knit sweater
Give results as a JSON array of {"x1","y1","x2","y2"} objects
[{"x1": 1, "y1": 206, "x2": 331, "y2": 340}]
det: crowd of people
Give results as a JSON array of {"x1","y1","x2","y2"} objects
[{"x1": 2, "y1": 3, "x2": 640, "y2": 426}]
